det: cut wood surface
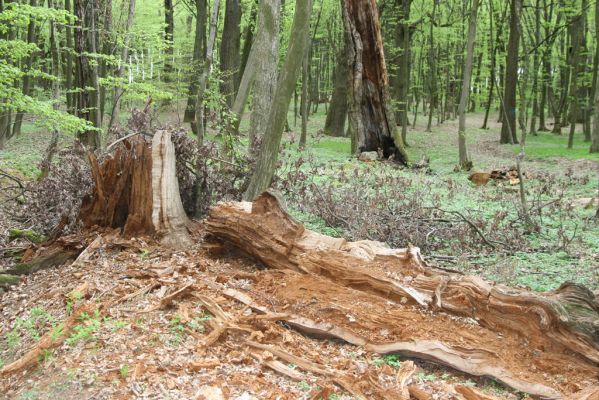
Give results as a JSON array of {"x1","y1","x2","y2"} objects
[{"x1": 206, "y1": 191, "x2": 599, "y2": 398}]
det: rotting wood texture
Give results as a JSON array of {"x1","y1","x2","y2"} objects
[
  {"x1": 205, "y1": 191, "x2": 599, "y2": 398},
  {"x1": 80, "y1": 130, "x2": 191, "y2": 247}
]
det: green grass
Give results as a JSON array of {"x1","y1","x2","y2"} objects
[{"x1": 512, "y1": 131, "x2": 599, "y2": 160}]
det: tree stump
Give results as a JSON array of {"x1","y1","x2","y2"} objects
[{"x1": 80, "y1": 130, "x2": 191, "y2": 247}]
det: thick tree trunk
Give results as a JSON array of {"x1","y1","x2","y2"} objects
[
  {"x1": 206, "y1": 192, "x2": 599, "y2": 399},
  {"x1": 220, "y1": 0, "x2": 242, "y2": 108},
  {"x1": 500, "y1": 0, "x2": 521, "y2": 144},
  {"x1": 342, "y1": 0, "x2": 408, "y2": 163},
  {"x1": 456, "y1": 0, "x2": 478, "y2": 170},
  {"x1": 324, "y1": 42, "x2": 348, "y2": 137},
  {"x1": 80, "y1": 131, "x2": 191, "y2": 247},
  {"x1": 230, "y1": 0, "x2": 280, "y2": 144}
]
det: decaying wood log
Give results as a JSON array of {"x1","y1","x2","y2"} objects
[
  {"x1": 80, "y1": 130, "x2": 191, "y2": 247},
  {"x1": 205, "y1": 191, "x2": 599, "y2": 398}
]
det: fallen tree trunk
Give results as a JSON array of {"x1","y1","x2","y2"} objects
[
  {"x1": 205, "y1": 192, "x2": 599, "y2": 398},
  {"x1": 80, "y1": 130, "x2": 191, "y2": 247}
]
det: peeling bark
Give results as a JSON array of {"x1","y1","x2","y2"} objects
[
  {"x1": 80, "y1": 131, "x2": 191, "y2": 246},
  {"x1": 205, "y1": 192, "x2": 599, "y2": 398}
]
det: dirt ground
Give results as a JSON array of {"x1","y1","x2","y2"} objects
[{"x1": 1, "y1": 218, "x2": 598, "y2": 400}]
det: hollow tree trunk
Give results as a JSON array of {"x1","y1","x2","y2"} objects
[
  {"x1": 80, "y1": 131, "x2": 191, "y2": 247},
  {"x1": 341, "y1": 0, "x2": 408, "y2": 164},
  {"x1": 206, "y1": 192, "x2": 599, "y2": 399}
]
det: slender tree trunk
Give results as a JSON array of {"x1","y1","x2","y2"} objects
[
  {"x1": 426, "y1": 0, "x2": 438, "y2": 133},
  {"x1": 342, "y1": 0, "x2": 408, "y2": 163},
  {"x1": 567, "y1": 7, "x2": 584, "y2": 149},
  {"x1": 324, "y1": 39, "x2": 348, "y2": 137},
  {"x1": 399, "y1": 0, "x2": 411, "y2": 144},
  {"x1": 482, "y1": 0, "x2": 498, "y2": 129},
  {"x1": 108, "y1": 0, "x2": 136, "y2": 131},
  {"x1": 73, "y1": 0, "x2": 100, "y2": 149},
  {"x1": 40, "y1": 0, "x2": 62, "y2": 180},
  {"x1": 300, "y1": 34, "x2": 310, "y2": 149},
  {"x1": 239, "y1": 0, "x2": 257, "y2": 81},
  {"x1": 590, "y1": 0, "x2": 599, "y2": 152},
  {"x1": 220, "y1": 0, "x2": 242, "y2": 108},
  {"x1": 99, "y1": 0, "x2": 112, "y2": 124},
  {"x1": 243, "y1": 0, "x2": 312, "y2": 200},
  {"x1": 164, "y1": 0, "x2": 174, "y2": 81},
  {"x1": 457, "y1": 0, "x2": 479, "y2": 170},
  {"x1": 500, "y1": 0, "x2": 521, "y2": 144},
  {"x1": 230, "y1": 0, "x2": 280, "y2": 146},
  {"x1": 64, "y1": 0, "x2": 75, "y2": 114},
  {"x1": 12, "y1": 0, "x2": 38, "y2": 139},
  {"x1": 529, "y1": 0, "x2": 541, "y2": 135},
  {"x1": 184, "y1": 0, "x2": 207, "y2": 124},
  {"x1": 194, "y1": 0, "x2": 220, "y2": 145}
]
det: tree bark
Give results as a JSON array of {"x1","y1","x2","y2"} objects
[
  {"x1": 205, "y1": 192, "x2": 599, "y2": 399},
  {"x1": 567, "y1": 4, "x2": 585, "y2": 149},
  {"x1": 220, "y1": 0, "x2": 242, "y2": 108},
  {"x1": 342, "y1": 0, "x2": 408, "y2": 163},
  {"x1": 324, "y1": 40, "x2": 348, "y2": 137},
  {"x1": 11, "y1": 0, "x2": 38, "y2": 139},
  {"x1": 456, "y1": 0, "x2": 479, "y2": 170},
  {"x1": 80, "y1": 131, "x2": 191, "y2": 247},
  {"x1": 184, "y1": 0, "x2": 207, "y2": 124},
  {"x1": 591, "y1": 0, "x2": 599, "y2": 152},
  {"x1": 73, "y1": 0, "x2": 100, "y2": 149},
  {"x1": 500, "y1": 0, "x2": 521, "y2": 144},
  {"x1": 230, "y1": 0, "x2": 280, "y2": 146},
  {"x1": 108, "y1": 0, "x2": 136, "y2": 131},
  {"x1": 243, "y1": 0, "x2": 313, "y2": 200},
  {"x1": 163, "y1": 0, "x2": 175, "y2": 81},
  {"x1": 193, "y1": 0, "x2": 221, "y2": 142}
]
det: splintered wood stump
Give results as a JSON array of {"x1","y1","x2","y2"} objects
[
  {"x1": 206, "y1": 192, "x2": 599, "y2": 398},
  {"x1": 80, "y1": 130, "x2": 191, "y2": 247}
]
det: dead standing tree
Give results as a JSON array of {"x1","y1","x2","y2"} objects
[
  {"x1": 80, "y1": 130, "x2": 191, "y2": 247},
  {"x1": 341, "y1": 0, "x2": 409, "y2": 164}
]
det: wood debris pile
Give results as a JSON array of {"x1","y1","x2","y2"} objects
[{"x1": 0, "y1": 193, "x2": 598, "y2": 399}]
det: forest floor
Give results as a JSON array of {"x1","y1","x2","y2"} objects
[{"x1": 0, "y1": 106, "x2": 598, "y2": 399}]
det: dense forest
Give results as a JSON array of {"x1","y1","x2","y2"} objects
[{"x1": 1, "y1": 0, "x2": 599, "y2": 399}]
